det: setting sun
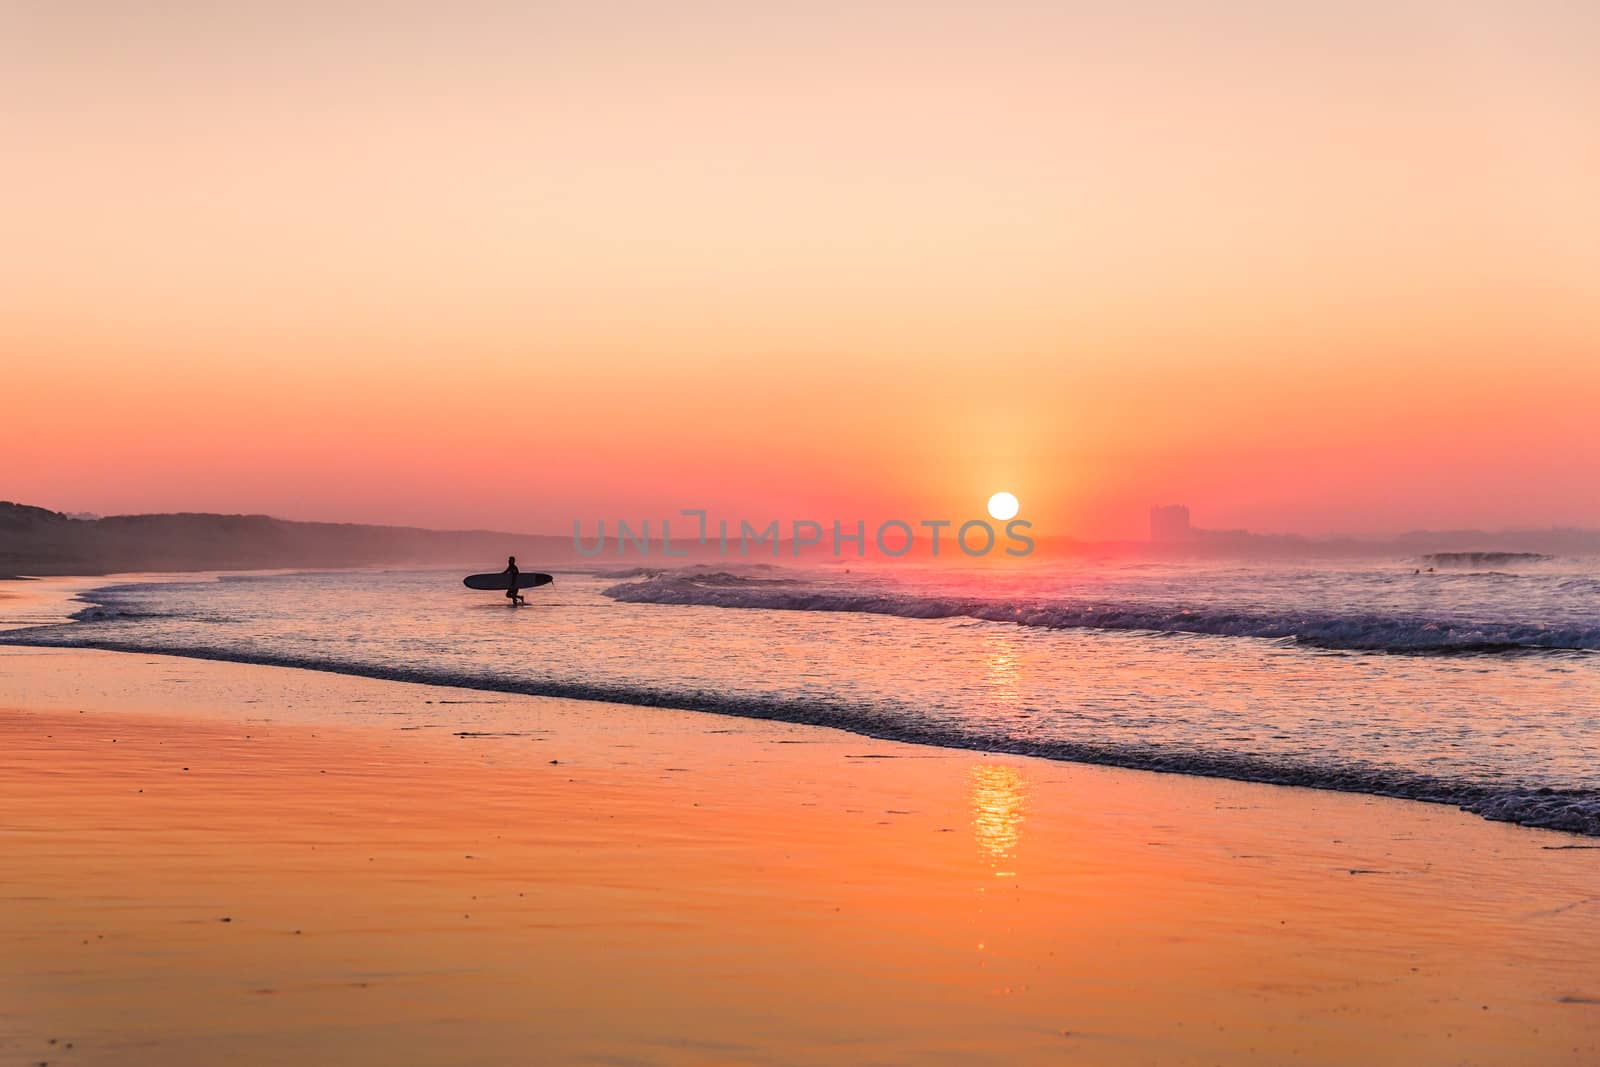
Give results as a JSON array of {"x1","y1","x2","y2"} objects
[{"x1": 987, "y1": 492, "x2": 1020, "y2": 521}]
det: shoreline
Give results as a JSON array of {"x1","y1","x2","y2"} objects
[
  {"x1": 0, "y1": 575, "x2": 124, "y2": 635},
  {"x1": 3, "y1": 646, "x2": 1598, "y2": 1064},
  {"x1": 11, "y1": 635, "x2": 1600, "y2": 836},
  {"x1": 5, "y1": 572, "x2": 1596, "y2": 837}
]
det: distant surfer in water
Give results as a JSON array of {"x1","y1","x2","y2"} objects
[{"x1": 504, "y1": 555, "x2": 526, "y2": 606}]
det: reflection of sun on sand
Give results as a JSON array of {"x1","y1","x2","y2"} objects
[
  {"x1": 971, "y1": 764, "x2": 1027, "y2": 874},
  {"x1": 3, "y1": 647, "x2": 1599, "y2": 1065}
]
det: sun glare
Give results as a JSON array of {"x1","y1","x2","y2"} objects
[{"x1": 987, "y1": 492, "x2": 1019, "y2": 521}]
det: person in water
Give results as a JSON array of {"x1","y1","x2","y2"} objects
[{"x1": 504, "y1": 555, "x2": 525, "y2": 605}]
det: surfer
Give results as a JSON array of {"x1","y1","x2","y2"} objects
[{"x1": 504, "y1": 555, "x2": 526, "y2": 605}]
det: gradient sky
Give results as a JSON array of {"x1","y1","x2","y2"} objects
[{"x1": 4, "y1": 2, "x2": 1597, "y2": 539}]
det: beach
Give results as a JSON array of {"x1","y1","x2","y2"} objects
[
  {"x1": 11, "y1": 2, "x2": 1600, "y2": 1061},
  {"x1": 3, "y1": 645, "x2": 1596, "y2": 1065}
]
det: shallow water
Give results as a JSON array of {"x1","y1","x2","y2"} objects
[{"x1": 4, "y1": 557, "x2": 1598, "y2": 833}]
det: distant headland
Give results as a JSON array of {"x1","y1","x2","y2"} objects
[
  {"x1": 4, "y1": 500, "x2": 1596, "y2": 578},
  {"x1": 0, "y1": 501, "x2": 568, "y2": 578}
]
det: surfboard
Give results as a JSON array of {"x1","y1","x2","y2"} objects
[{"x1": 463, "y1": 572, "x2": 554, "y2": 591}]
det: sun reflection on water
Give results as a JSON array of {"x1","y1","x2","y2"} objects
[
  {"x1": 970, "y1": 764, "x2": 1027, "y2": 877},
  {"x1": 983, "y1": 632, "x2": 1021, "y2": 707}
]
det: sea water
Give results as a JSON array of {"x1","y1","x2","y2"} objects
[{"x1": 5, "y1": 557, "x2": 1598, "y2": 834}]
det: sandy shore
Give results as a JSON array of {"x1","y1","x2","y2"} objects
[
  {"x1": 2, "y1": 646, "x2": 1597, "y2": 1065},
  {"x1": 0, "y1": 576, "x2": 111, "y2": 633}
]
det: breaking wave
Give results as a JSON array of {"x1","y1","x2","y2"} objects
[
  {"x1": 1422, "y1": 552, "x2": 1553, "y2": 569},
  {"x1": 602, "y1": 575, "x2": 1600, "y2": 654}
]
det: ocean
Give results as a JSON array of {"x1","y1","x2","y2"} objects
[{"x1": 5, "y1": 556, "x2": 1598, "y2": 835}]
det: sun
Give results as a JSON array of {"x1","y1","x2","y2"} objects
[{"x1": 987, "y1": 491, "x2": 1019, "y2": 521}]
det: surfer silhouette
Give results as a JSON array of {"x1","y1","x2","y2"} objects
[{"x1": 504, "y1": 555, "x2": 526, "y2": 605}]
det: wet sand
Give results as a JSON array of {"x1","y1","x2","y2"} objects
[
  {"x1": 0, "y1": 576, "x2": 103, "y2": 632},
  {"x1": 1, "y1": 646, "x2": 1597, "y2": 1065}
]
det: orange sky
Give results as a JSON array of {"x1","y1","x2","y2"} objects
[{"x1": 4, "y1": 3, "x2": 1597, "y2": 539}]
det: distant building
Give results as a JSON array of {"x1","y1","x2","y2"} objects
[{"x1": 1149, "y1": 504, "x2": 1192, "y2": 542}]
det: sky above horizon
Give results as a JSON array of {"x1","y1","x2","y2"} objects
[{"x1": 4, "y1": 2, "x2": 1597, "y2": 540}]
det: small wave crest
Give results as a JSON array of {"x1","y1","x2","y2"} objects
[
  {"x1": 1422, "y1": 552, "x2": 1553, "y2": 568},
  {"x1": 602, "y1": 575, "x2": 1600, "y2": 654},
  {"x1": 592, "y1": 566, "x2": 667, "y2": 579}
]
